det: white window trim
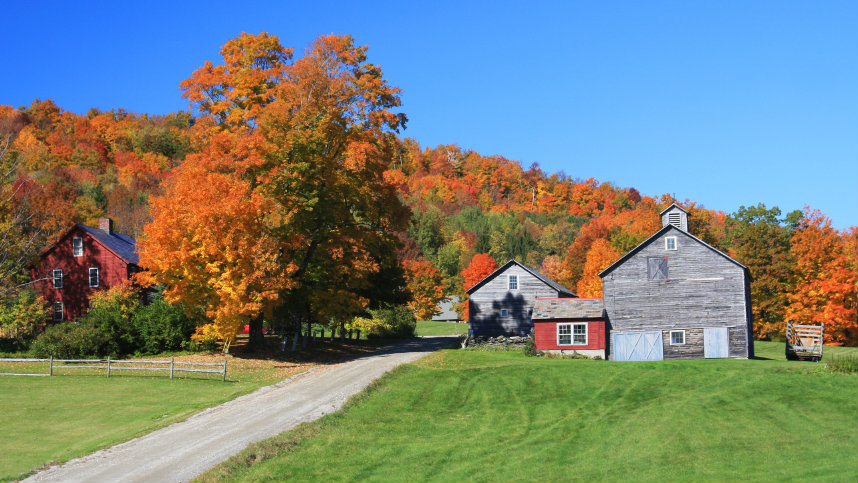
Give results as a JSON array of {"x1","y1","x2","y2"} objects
[
  {"x1": 72, "y1": 237, "x2": 83, "y2": 257},
  {"x1": 89, "y1": 267, "x2": 99, "y2": 287},
  {"x1": 665, "y1": 236, "x2": 677, "y2": 251},
  {"x1": 53, "y1": 301, "x2": 63, "y2": 322},
  {"x1": 52, "y1": 269, "x2": 63, "y2": 289},
  {"x1": 557, "y1": 323, "x2": 588, "y2": 346},
  {"x1": 500, "y1": 308, "x2": 509, "y2": 317},
  {"x1": 508, "y1": 274, "x2": 518, "y2": 290},
  {"x1": 670, "y1": 330, "x2": 686, "y2": 345}
]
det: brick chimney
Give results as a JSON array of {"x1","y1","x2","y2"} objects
[{"x1": 99, "y1": 217, "x2": 114, "y2": 235}]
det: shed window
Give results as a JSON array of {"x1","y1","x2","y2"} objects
[
  {"x1": 558, "y1": 323, "x2": 587, "y2": 346},
  {"x1": 52, "y1": 269, "x2": 63, "y2": 289},
  {"x1": 500, "y1": 309, "x2": 509, "y2": 317},
  {"x1": 670, "y1": 330, "x2": 685, "y2": 345},
  {"x1": 508, "y1": 275, "x2": 518, "y2": 290},
  {"x1": 53, "y1": 301, "x2": 63, "y2": 322},
  {"x1": 73, "y1": 237, "x2": 83, "y2": 257},
  {"x1": 89, "y1": 268, "x2": 99, "y2": 287},
  {"x1": 665, "y1": 236, "x2": 677, "y2": 251},
  {"x1": 647, "y1": 257, "x2": 669, "y2": 280}
]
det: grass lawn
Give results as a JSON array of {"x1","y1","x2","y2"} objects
[
  {"x1": 197, "y1": 341, "x2": 858, "y2": 483},
  {"x1": 0, "y1": 336, "x2": 383, "y2": 482},
  {"x1": 415, "y1": 320, "x2": 469, "y2": 336}
]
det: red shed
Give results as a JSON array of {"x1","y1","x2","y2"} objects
[
  {"x1": 532, "y1": 298, "x2": 605, "y2": 358},
  {"x1": 31, "y1": 218, "x2": 139, "y2": 322}
]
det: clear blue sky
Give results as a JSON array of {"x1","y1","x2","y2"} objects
[{"x1": 3, "y1": 0, "x2": 856, "y2": 229}]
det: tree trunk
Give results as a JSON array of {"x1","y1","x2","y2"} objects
[{"x1": 248, "y1": 314, "x2": 265, "y2": 348}]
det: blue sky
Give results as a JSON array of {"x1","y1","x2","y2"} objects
[{"x1": 3, "y1": 0, "x2": 856, "y2": 229}]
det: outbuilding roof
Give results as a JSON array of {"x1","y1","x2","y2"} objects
[
  {"x1": 532, "y1": 298, "x2": 604, "y2": 320},
  {"x1": 465, "y1": 259, "x2": 576, "y2": 297}
]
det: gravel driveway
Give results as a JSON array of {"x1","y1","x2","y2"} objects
[{"x1": 22, "y1": 336, "x2": 457, "y2": 483}]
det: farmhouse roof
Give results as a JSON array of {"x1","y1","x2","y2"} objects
[
  {"x1": 532, "y1": 298, "x2": 604, "y2": 320},
  {"x1": 42, "y1": 223, "x2": 139, "y2": 264},
  {"x1": 466, "y1": 259, "x2": 576, "y2": 297},
  {"x1": 598, "y1": 224, "x2": 748, "y2": 279}
]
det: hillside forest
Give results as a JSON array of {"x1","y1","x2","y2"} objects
[{"x1": 1, "y1": 32, "x2": 855, "y2": 347}]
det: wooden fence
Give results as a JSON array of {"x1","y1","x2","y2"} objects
[{"x1": 0, "y1": 357, "x2": 227, "y2": 381}]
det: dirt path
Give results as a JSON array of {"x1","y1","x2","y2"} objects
[{"x1": 22, "y1": 336, "x2": 457, "y2": 483}]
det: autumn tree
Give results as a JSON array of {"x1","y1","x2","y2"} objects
[
  {"x1": 784, "y1": 208, "x2": 857, "y2": 344},
  {"x1": 403, "y1": 258, "x2": 445, "y2": 320},
  {"x1": 460, "y1": 253, "x2": 498, "y2": 320},
  {"x1": 576, "y1": 238, "x2": 621, "y2": 298}
]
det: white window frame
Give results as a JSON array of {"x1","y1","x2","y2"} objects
[
  {"x1": 72, "y1": 237, "x2": 83, "y2": 257},
  {"x1": 52, "y1": 269, "x2": 63, "y2": 289},
  {"x1": 508, "y1": 274, "x2": 518, "y2": 290},
  {"x1": 665, "y1": 236, "x2": 677, "y2": 251},
  {"x1": 558, "y1": 323, "x2": 588, "y2": 346},
  {"x1": 89, "y1": 267, "x2": 99, "y2": 287},
  {"x1": 500, "y1": 308, "x2": 509, "y2": 317},
  {"x1": 53, "y1": 301, "x2": 63, "y2": 322},
  {"x1": 670, "y1": 330, "x2": 685, "y2": 345}
]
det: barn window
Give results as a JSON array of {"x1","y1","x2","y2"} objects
[
  {"x1": 89, "y1": 268, "x2": 99, "y2": 287},
  {"x1": 670, "y1": 330, "x2": 685, "y2": 345},
  {"x1": 500, "y1": 309, "x2": 509, "y2": 317},
  {"x1": 73, "y1": 237, "x2": 83, "y2": 257},
  {"x1": 558, "y1": 323, "x2": 587, "y2": 346},
  {"x1": 647, "y1": 257, "x2": 669, "y2": 280},
  {"x1": 508, "y1": 275, "x2": 518, "y2": 290},
  {"x1": 52, "y1": 269, "x2": 63, "y2": 289},
  {"x1": 665, "y1": 236, "x2": 677, "y2": 251},
  {"x1": 53, "y1": 301, "x2": 63, "y2": 322}
]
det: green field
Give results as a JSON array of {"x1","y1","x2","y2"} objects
[
  {"x1": 0, "y1": 338, "x2": 381, "y2": 482},
  {"x1": 197, "y1": 341, "x2": 858, "y2": 483},
  {"x1": 415, "y1": 320, "x2": 469, "y2": 336}
]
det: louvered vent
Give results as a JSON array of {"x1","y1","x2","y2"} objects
[{"x1": 668, "y1": 212, "x2": 682, "y2": 228}]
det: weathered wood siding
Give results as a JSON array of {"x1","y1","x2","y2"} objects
[
  {"x1": 469, "y1": 265, "x2": 560, "y2": 336},
  {"x1": 602, "y1": 226, "x2": 751, "y2": 360}
]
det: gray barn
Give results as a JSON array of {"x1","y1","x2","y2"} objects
[
  {"x1": 599, "y1": 203, "x2": 754, "y2": 361},
  {"x1": 467, "y1": 260, "x2": 576, "y2": 337}
]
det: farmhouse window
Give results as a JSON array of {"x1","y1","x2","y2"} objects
[
  {"x1": 73, "y1": 237, "x2": 83, "y2": 256},
  {"x1": 52, "y1": 269, "x2": 63, "y2": 289},
  {"x1": 508, "y1": 275, "x2": 518, "y2": 290},
  {"x1": 670, "y1": 330, "x2": 685, "y2": 345},
  {"x1": 89, "y1": 268, "x2": 99, "y2": 287},
  {"x1": 665, "y1": 236, "x2": 677, "y2": 251},
  {"x1": 558, "y1": 323, "x2": 587, "y2": 346},
  {"x1": 647, "y1": 257, "x2": 669, "y2": 280},
  {"x1": 501, "y1": 309, "x2": 509, "y2": 317},
  {"x1": 53, "y1": 301, "x2": 63, "y2": 322}
]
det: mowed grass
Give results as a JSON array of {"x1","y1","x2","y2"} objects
[
  {"x1": 415, "y1": 320, "x2": 469, "y2": 336},
  {"x1": 0, "y1": 337, "x2": 382, "y2": 482},
  {"x1": 197, "y1": 341, "x2": 857, "y2": 483}
]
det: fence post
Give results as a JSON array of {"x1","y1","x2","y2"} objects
[
  {"x1": 170, "y1": 357, "x2": 174, "y2": 379},
  {"x1": 49, "y1": 355, "x2": 53, "y2": 377},
  {"x1": 107, "y1": 356, "x2": 111, "y2": 378},
  {"x1": 222, "y1": 358, "x2": 227, "y2": 382}
]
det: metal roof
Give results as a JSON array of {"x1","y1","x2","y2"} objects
[
  {"x1": 465, "y1": 259, "x2": 576, "y2": 297},
  {"x1": 79, "y1": 225, "x2": 139, "y2": 264},
  {"x1": 532, "y1": 298, "x2": 604, "y2": 320},
  {"x1": 659, "y1": 202, "x2": 689, "y2": 216}
]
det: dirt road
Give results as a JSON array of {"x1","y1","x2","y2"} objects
[{"x1": 22, "y1": 336, "x2": 457, "y2": 483}]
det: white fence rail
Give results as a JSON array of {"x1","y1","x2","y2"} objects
[{"x1": 0, "y1": 357, "x2": 227, "y2": 381}]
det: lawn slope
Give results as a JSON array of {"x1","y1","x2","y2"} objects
[{"x1": 198, "y1": 341, "x2": 857, "y2": 483}]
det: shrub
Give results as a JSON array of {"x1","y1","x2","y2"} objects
[
  {"x1": 367, "y1": 306, "x2": 416, "y2": 339},
  {"x1": 827, "y1": 354, "x2": 858, "y2": 374},
  {"x1": 132, "y1": 298, "x2": 197, "y2": 354},
  {"x1": 31, "y1": 322, "x2": 112, "y2": 359},
  {"x1": 523, "y1": 331, "x2": 538, "y2": 356}
]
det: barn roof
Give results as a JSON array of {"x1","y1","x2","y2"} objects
[
  {"x1": 659, "y1": 202, "x2": 689, "y2": 216},
  {"x1": 533, "y1": 298, "x2": 604, "y2": 320},
  {"x1": 598, "y1": 224, "x2": 748, "y2": 278},
  {"x1": 466, "y1": 259, "x2": 576, "y2": 297}
]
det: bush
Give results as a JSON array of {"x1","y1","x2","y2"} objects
[
  {"x1": 31, "y1": 322, "x2": 113, "y2": 359},
  {"x1": 133, "y1": 298, "x2": 197, "y2": 354},
  {"x1": 523, "y1": 331, "x2": 538, "y2": 357},
  {"x1": 367, "y1": 306, "x2": 417, "y2": 339},
  {"x1": 827, "y1": 354, "x2": 858, "y2": 374}
]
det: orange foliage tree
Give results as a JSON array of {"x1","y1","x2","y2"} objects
[
  {"x1": 785, "y1": 208, "x2": 857, "y2": 344},
  {"x1": 403, "y1": 258, "x2": 445, "y2": 320},
  {"x1": 460, "y1": 253, "x2": 499, "y2": 321},
  {"x1": 576, "y1": 238, "x2": 621, "y2": 298}
]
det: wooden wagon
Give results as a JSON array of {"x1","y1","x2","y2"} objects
[{"x1": 785, "y1": 322, "x2": 824, "y2": 361}]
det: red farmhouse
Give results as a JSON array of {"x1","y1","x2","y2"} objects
[
  {"x1": 532, "y1": 298, "x2": 606, "y2": 358},
  {"x1": 31, "y1": 218, "x2": 139, "y2": 322}
]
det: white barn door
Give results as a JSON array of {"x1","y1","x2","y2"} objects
[
  {"x1": 704, "y1": 327, "x2": 729, "y2": 358},
  {"x1": 613, "y1": 331, "x2": 664, "y2": 361}
]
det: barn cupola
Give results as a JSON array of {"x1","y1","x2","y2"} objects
[{"x1": 660, "y1": 203, "x2": 689, "y2": 232}]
